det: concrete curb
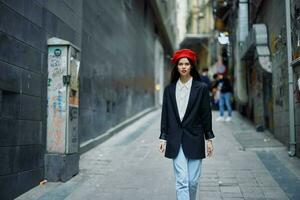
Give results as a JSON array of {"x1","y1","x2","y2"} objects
[{"x1": 79, "y1": 107, "x2": 158, "y2": 155}]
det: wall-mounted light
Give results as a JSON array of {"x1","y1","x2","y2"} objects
[{"x1": 218, "y1": 32, "x2": 229, "y2": 44}]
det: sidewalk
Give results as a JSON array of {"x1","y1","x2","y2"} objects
[{"x1": 17, "y1": 110, "x2": 300, "y2": 200}]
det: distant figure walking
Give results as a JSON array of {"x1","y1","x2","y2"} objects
[
  {"x1": 159, "y1": 49, "x2": 215, "y2": 200},
  {"x1": 211, "y1": 73, "x2": 220, "y2": 110},
  {"x1": 199, "y1": 67, "x2": 211, "y2": 89},
  {"x1": 215, "y1": 73, "x2": 233, "y2": 122}
]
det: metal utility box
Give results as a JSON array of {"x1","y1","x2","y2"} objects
[{"x1": 45, "y1": 37, "x2": 80, "y2": 182}]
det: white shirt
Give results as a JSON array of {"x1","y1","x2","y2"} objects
[{"x1": 176, "y1": 77, "x2": 193, "y2": 121}]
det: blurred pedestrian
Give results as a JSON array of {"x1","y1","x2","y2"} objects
[
  {"x1": 211, "y1": 73, "x2": 220, "y2": 110},
  {"x1": 215, "y1": 73, "x2": 233, "y2": 122},
  {"x1": 199, "y1": 67, "x2": 211, "y2": 89},
  {"x1": 159, "y1": 49, "x2": 215, "y2": 200}
]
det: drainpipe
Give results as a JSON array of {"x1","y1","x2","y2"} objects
[
  {"x1": 285, "y1": 0, "x2": 296, "y2": 156},
  {"x1": 235, "y1": 0, "x2": 248, "y2": 104}
]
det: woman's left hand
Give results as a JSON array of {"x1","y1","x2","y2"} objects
[
  {"x1": 159, "y1": 140, "x2": 166, "y2": 154},
  {"x1": 207, "y1": 140, "x2": 214, "y2": 157}
]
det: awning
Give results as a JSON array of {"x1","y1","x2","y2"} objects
[
  {"x1": 180, "y1": 33, "x2": 213, "y2": 48},
  {"x1": 240, "y1": 24, "x2": 272, "y2": 73}
]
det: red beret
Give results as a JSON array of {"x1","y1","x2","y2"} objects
[{"x1": 171, "y1": 49, "x2": 197, "y2": 64}]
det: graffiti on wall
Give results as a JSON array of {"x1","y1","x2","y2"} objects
[
  {"x1": 69, "y1": 57, "x2": 80, "y2": 106},
  {"x1": 47, "y1": 47, "x2": 68, "y2": 153}
]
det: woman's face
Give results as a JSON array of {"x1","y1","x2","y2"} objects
[
  {"x1": 177, "y1": 58, "x2": 191, "y2": 77},
  {"x1": 217, "y1": 74, "x2": 223, "y2": 79}
]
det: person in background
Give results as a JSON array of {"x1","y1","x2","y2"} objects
[
  {"x1": 199, "y1": 67, "x2": 211, "y2": 89},
  {"x1": 211, "y1": 73, "x2": 220, "y2": 110},
  {"x1": 215, "y1": 73, "x2": 233, "y2": 122}
]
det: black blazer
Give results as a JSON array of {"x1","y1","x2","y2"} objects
[{"x1": 159, "y1": 79, "x2": 215, "y2": 159}]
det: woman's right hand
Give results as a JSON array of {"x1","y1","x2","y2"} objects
[{"x1": 159, "y1": 140, "x2": 166, "y2": 153}]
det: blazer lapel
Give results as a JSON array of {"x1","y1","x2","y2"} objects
[
  {"x1": 182, "y1": 79, "x2": 198, "y2": 122},
  {"x1": 169, "y1": 83, "x2": 181, "y2": 124}
]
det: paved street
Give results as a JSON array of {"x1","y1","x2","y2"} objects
[{"x1": 18, "y1": 109, "x2": 300, "y2": 200}]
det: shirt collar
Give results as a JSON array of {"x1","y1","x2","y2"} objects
[{"x1": 177, "y1": 77, "x2": 193, "y2": 90}]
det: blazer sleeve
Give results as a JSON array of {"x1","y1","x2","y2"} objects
[
  {"x1": 159, "y1": 88, "x2": 168, "y2": 140},
  {"x1": 200, "y1": 85, "x2": 215, "y2": 140}
]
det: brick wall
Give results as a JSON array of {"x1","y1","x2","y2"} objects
[{"x1": 0, "y1": 0, "x2": 82, "y2": 199}]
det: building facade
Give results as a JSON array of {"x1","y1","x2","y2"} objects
[
  {"x1": 214, "y1": 0, "x2": 300, "y2": 157},
  {"x1": 180, "y1": 0, "x2": 215, "y2": 71},
  {"x1": 0, "y1": 0, "x2": 176, "y2": 199}
]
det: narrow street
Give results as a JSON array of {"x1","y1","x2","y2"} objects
[
  {"x1": 2, "y1": 1, "x2": 300, "y2": 199},
  {"x1": 18, "y1": 110, "x2": 300, "y2": 200}
]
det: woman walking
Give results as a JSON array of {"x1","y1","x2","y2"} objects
[{"x1": 159, "y1": 49, "x2": 215, "y2": 200}]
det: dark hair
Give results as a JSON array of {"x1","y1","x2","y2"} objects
[
  {"x1": 213, "y1": 73, "x2": 218, "y2": 80},
  {"x1": 170, "y1": 58, "x2": 200, "y2": 83},
  {"x1": 202, "y1": 67, "x2": 209, "y2": 72}
]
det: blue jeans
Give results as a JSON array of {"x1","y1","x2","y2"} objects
[
  {"x1": 219, "y1": 92, "x2": 232, "y2": 117},
  {"x1": 173, "y1": 146, "x2": 202, "y2": 200}
]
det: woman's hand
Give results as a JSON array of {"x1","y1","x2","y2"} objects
[
  {"x1": 159, "y1": 140, "x2": 166, "y2": 153},
  {"x1": 207, "y1": 140, "x2": 214, "y2": 157}
]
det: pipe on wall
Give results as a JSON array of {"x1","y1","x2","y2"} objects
[
  {"x1": 235, "y1": 0, "x2": 248, "y2": 104},
  {"x1": 285, "y1": 0, "x2": 296, "y2": 157}
]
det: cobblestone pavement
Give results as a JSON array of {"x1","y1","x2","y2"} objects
[{"x1": 17, "y1": 110, "x2": 300, "y2": 200}]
